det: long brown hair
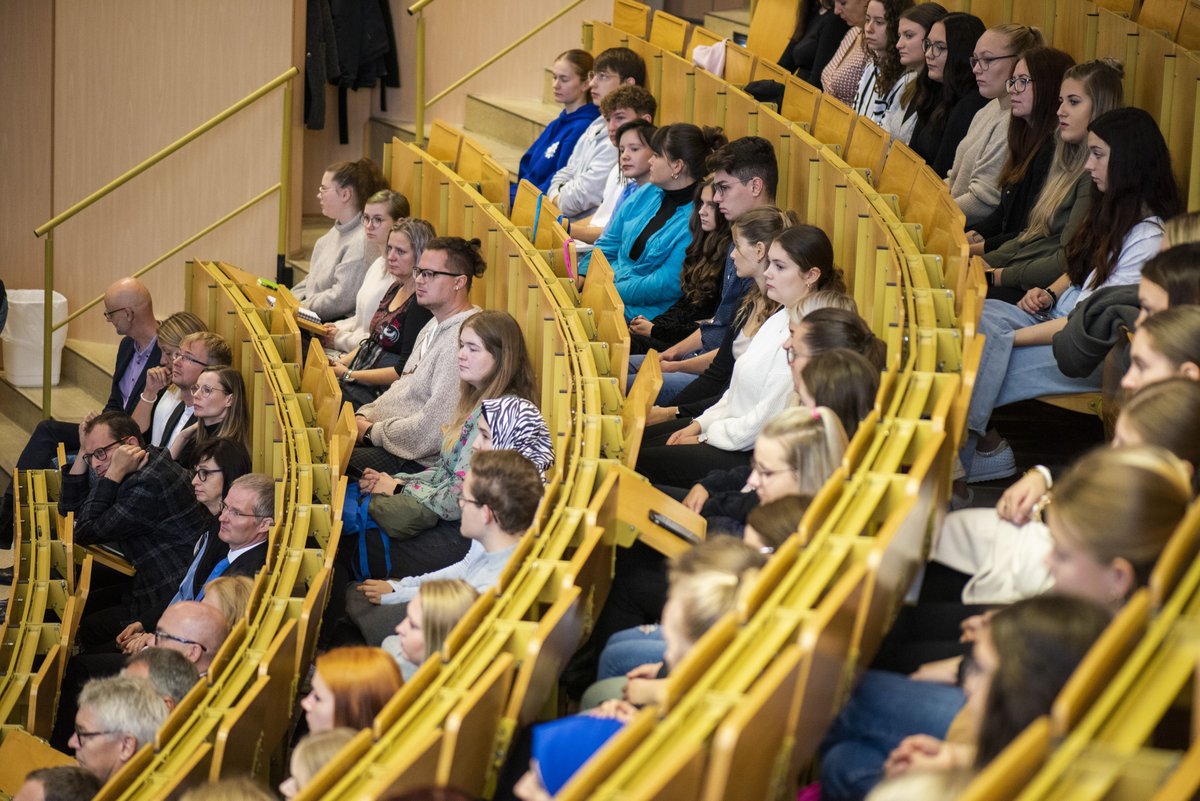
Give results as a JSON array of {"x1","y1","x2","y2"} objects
[
  {"x1": 731, "y1": 206, "x2": 795, "y2": 336},
  {"x1": 997, "y1": 47, "x2": 1075, "y2": 188},
  {"x1": 444, "y1": 311, "x2": 537, "y2": 449},
  {"x1": 195, "y1": 367, "x2": 250, "y2": 451},
  {"x1": 679, "y1": 179, "x2": 733, "y2": 308}
]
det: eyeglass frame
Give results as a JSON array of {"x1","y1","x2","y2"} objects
[
  {"x1": 586, "y1": 69, "x2": 618, "y2": 82},
  {"x1": 190, "y1": 382, "x2": 229, "y2": 399},
  {"x1": 73, "y1": 727, "x2": 121, "y2": 743},
  {"x1": 219, "y1": 500, "x2": 272, "y2": 520},
  {"x1": 82, "y1": 440, "x2": 124, "y2": 466},
  {"x1": 922, "y1": 39, "x2": 948, "y2": 55},
  {"x1": 193, "y1": 467, "x2": 223, "y2": 482},
  {"x1": 102, "y1": 306, "x2": 131, "y2": 321},
  {"x1": 153, "y1": 629, "x2": 208, "y2": 653},
  {"x1": 749, "y1": 460, "x2": 797, "y2": 480},
  {"x1": 458, "y1": 493, "x2": 486, "y2": 508},
  {"x1": 413, "y1": 267, "x2": 464, "y2": 281},
  {"x1": 170, "y1": 351, "x2": 211, "y2": 369},
  {"x1": 711, "y1": 177, "x2": 749, "y2": 198},
  {"x1": 1006, "y1": 75, "x2": 1034, "y2": 93},
  {"x1": 969, "y1": 53, "x2": 1017, "y2": 71},
  {"x1": 363, "y1": 213, "x2": 391, "y2": 228}
]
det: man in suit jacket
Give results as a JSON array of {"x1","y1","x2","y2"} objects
[
  {"x1": 60, "y1": 412, "x2": 211, "y2": 646},
  {"x1": 1, "y1": 277, "x2": 160, "y2": 549}
]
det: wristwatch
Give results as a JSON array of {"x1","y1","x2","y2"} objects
[{"x1": 363, "y1": 424, "x2": 375, "y2": 446}]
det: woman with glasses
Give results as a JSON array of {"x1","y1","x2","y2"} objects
[
  {"x1": 320, "y1": 189, "x2": 411, "y2": 357},
  {"x1": 330, "y1": 218, "x2": 436, "y2": 409},
  {"x1": 170, "y1": 367, "x2": 250, "y2": 469},
  {"x1": 946, "y1": 24, "x2": 1043, "y2": 226},
  {"x1": 883, "y1": 3, "x2": 947, "y2": 145},
  {"x1": 293, "y1": 158, "x2": 387, "y2": 322},
  {"x1": 908, "y1": 12, "x2": 986, "y2": 177},
  {"x1": 129, "y1": 313, "x2": 207, "y2": 447},
  {"x1": 966, "y1": 47, "x2": 1075, "y2": 256},
  {"x1": 189, "y1": 437, "x2": 253, "y2": 518}
]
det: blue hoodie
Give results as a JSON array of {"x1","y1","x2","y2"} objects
[{"x1": 511, "y1": 103, "x2": 600, "y2": 204}]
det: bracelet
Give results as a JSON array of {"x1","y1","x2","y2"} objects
[
  {"x1": 139, "y1": 393, "x2": 156, "y2": 404},
  {"x1": 1044, "y1": 287, "x2": 1059, "y2": 306},
  {"x1": 1028, "y1": 464, "x2": 1053, "y2": 489},
  {"x1": 345, "y1": 370, "x2": 354, "y2": 383}
]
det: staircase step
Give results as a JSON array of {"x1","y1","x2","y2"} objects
[
  {"x1": 0, "y1": 407, "x2": 25, "y2": 483},
  {"x1": 370, "y1": 116, "x2": 527, "y2": 180},
  {"x1": 64, "y1": 339, "x2": 119, "y2": 401},
  {"x1": 704, "y1": 8, "x2": 751, "y2": 41},
  {"x1": 464, "y1": 95, "x2": 562, "y2": 151},
  {"x1": 0, "y1": 372, "x2": 105, "y2": 432}
]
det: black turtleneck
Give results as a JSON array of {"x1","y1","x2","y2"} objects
[{"x1": 629, "y1": 182, "x2": 697, "y2": 261}]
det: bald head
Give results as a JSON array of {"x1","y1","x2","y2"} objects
[
  {"x1": 155, "y1": 601, "x2": 229, "y2": 673},
  {"x1": 102, "y1": 278, "x2": 156, "y2": 340}
]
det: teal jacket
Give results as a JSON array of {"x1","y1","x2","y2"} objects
[{"x1": 580, "y1": 184, "x2": 693, "y2": 320}]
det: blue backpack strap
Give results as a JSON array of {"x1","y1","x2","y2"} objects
[{"x1": 530, "y1": 192, "x2": 544, "y2": 244}]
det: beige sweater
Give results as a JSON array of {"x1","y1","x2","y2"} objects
[{"x1": 946, "y1": 99, "x2": 1011, "y2": 228}]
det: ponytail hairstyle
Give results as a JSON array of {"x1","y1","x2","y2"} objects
[
  {"x1": 1141, "y1": 242, "x2": 1200, "y2": 307},
  {"x1": 790, "y1": 289, "x2": 859, "y2": 318},
  {"x1": 927, "y1": 13, "x2": 986, "y2": 132},
  {"x1": 1048, "y1": 445, "x2": 1192, "y2": 594},
  {"x1": 792, "y1": 307, "x2": 888, "y2": 370},
  {"x1": 420, "y1": 579, "x2": 481, "y2": 661},
  {"x1": 989, "y1": 22, "x2": 1043, "y2": 57},
  {"x1": 556, "y1": 48, "x2": 594, "y2": 82},
  {"x1": 772, "y1": 225, "x2": 845, "y2": 294},
  {"x1": 899, "y1": 3, "x2": 949, "y2": 117},
  {"x1": 1064, "y1": 108, "x2": 1180, "y2": 289},
  {"x1": 758, "y1": 406, "x2": 849, "y2": 494},
  {"x1": 1119, "y1": 378, "x2": 1200, "y2": 491},
  {"x1": 731, "y1": 206, "x2": 797, "y2": 336},
  {"x1": 327, "y1": 158, "x2": 388, "y2": 212},
  {"x1": 679, "y1": 178, "x2": 733, "y2": 309},
  {"x1": 1136, "y1": 305, "x2": 1200, "y2": 376},
  {"x1": 1019, "y1": 58, "x2": 1124, "y2": 243},
  {"x1": 998, "y1": 47, "x2": 1075, "y2": 188},
  {"x1": 365, "y1": 189, "x2": 411, "y2": 222},
  {"x1": 649, "y1": 123, "x2": 728, "y2": 183},
  {"x1": 799, "y1": 348, "x2": 881, "y2": 437},
  {"x1": 870, "y1": 0, "x2": 915, "y2": 96}
]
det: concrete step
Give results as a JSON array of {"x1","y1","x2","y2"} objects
[
  {"x1": 464, "y1": 94, "x2": 562, "y2": 152},
  {"x1": 704, "y1": 8, "x2": 751, "y2": 41},
  {"x1": 370, "y1": 116, "x2": 528, "y2": 180}
]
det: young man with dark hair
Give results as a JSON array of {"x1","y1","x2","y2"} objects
[
  {"x1": 548, "y1": 47, "x2": 647, "y2": 220},
  {"x1": 13, "y1": 766, "x2": 103, "y2": 801}
]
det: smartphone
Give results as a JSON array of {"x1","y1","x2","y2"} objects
[{"x1": 648, "y1": 511, "x2": 701, "y2": 545}]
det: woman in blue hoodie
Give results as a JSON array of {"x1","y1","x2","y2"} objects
[
  {"x1": 581, "y1": 124, "x2": 729, "y2": 321},
  {"x1": 511, "y1": 49, "x2": 599, "y2": 204}
]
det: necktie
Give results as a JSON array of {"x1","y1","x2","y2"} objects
[{"x1": 197, "y1": 557, "x2": 231, "y2": 601}]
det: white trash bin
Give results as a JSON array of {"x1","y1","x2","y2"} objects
[{"x1": 1, "y1": 290, "x2": 69, "y2": 387}]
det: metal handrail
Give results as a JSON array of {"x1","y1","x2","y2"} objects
[
  {"x1": 32, "y1": 67, "x2": 298, "y2": 420},
  {"x1": 407, "y1": 0, "x2": 585, "y2": 146}
]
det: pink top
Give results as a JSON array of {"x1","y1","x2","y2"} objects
[{"x1": 821, "y1": 27, "x2": 871, "y2": 106}]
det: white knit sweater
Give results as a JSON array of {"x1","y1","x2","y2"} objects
[
  {"x1": 946, "y1": 99, "x2": 1011, "y2": 228},
  {"x1": 293, "y1": 214, "x2": 371, "y2": 321}
]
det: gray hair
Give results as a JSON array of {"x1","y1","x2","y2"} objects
[
  {"x1": 230, "y1": 473, "x2": 275, "y2": 519},
  {"x1": 78, "y1": 675, "x2": 168, "y2": 748},
  {"x1": 125, "y1": 647, "x2": 200, "y2": 706}
]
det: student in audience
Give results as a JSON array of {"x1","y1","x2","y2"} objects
[
  {"x1": 0, "y1": 277, "x2": 161, "y2": 550},
  {"x1": 123, "y1": 647, "x2": 200, "y2": 710},
  {"x1": 581, "y1": 124, "x2": 728, "y2": 321},
  {"x1": 170, "y1": 366, "x2": 250, "y2": 468},
  {"x1": 822, "y1": 0, "x2": 872, "y2": 106},
  {"x1": 946, "y1": 24, "x2": 1042, "y2": 226},
  {"x1": 68, "y1": 675, "x2": 168, "y2": 783},
  {"x1": 786, "y1": 306, "x2": 889, "y2": 378},
  {"x1": 854, "y1": 0, "x2": 915, "y2": 126},
  {"x1": 180, "y1": 779, "x2": 277, "y2": 801},
  {"x1": 1121, "y1": 306, "x2": 1200, "y2": 393},
  {"x1": 643, "y1": 138, "x2": 781, "y2": 405},
  {"x1": 137, "y1": 331, "x2": 234, "y2": 453},
  {"x1": 12, "y1": 766, "x2": 102, "y2": 801},
  {"x1": 62, "y1": 412, "x2": 212, "y2": 646},
  {"x1": 279, "y1": 728, "x2": 358, "y2": 800},
  {"x1": 909, "y1": 12, "x2": 986, "y2": 177},
  {"x1": 321, "y1": 189, "x2": 411, "y2": 356},
  {"x1": 350, "y1": 449, "x2": 545, "y2": 644},
  {"x1": 570, "y1": 88, "x2": 658, "y2": 248},
  {"x1": 795, "y1": 348, "x2": 883, "y2": 437},
  {"x1": 301, "y1": 646, "x2": 404, "y2": 732},
  {"x1": 188, "y1": 437, "x2": 254, "y2": 520},
  {"x1": 882, "y1": 595, "x2": 1111, "y2": 780},
  {"x1": 201, "y1": 575, "x2": 255, "y2": 628},
  {"x1": 932, "y1": 378, "x2": 1200, "y2": 609},
  {"x1": 821, "y1": 445, "x2": 1192, "y2": 800},
  {"x1": 382, "y1": 579, "x2": 480, "y2": 679},
  {"x1": 513, "y1": 49, "x2": 598, "y2": 204},
  {"x1": 1162, "y1": 209, "x2": 1200, "y2": 248},
  {"x1": 548, "y1": 47, "x2": 646, "y2": 219},
  {"x1": 354, "y1": 311, "x2": 546, "y2": 541},
  {"x1": 743, "y1": 494, "x2": 812, "y2": 553},
  {"x1": 777, "y1": 0, "x2": 840, "y2": 87},
  {"x1": 968, "y1": 47, "x2": 1076, "y2": 254},
  {"x1": 352, "y1": 237, "x2": 485, "y2": 475},
  {"x1": 883, "y1": 3, "x2": 948, "y2": 144},
  {"x1": 1136, "y1": 241, "x2": 1200, "y2": 325},
  {"x1": 627, "y1": 177, "x2": 731, "y2": 355},
  {"x1": 984, "y1": 59, "x2": 1124, "y2": 298},
  {"x1": 514, "y1": 715, "x2": 625, "y2": 801},
  {"x1": 965, "y1": 107, "x2": 1181, "y2": 482},
  {"x1": 294, "y1": 157, "x2": 387, "y2": 321},
  {"x1": 130, "y1": 313, "x2": 208, "y2": 446},
  {"x1": 330, "y1": 218, "x2": 437, "y2": 408}
]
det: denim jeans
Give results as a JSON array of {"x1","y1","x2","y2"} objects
[
  {"x1": 597, "y1": 625, "x2": 664, "y2": 679},
  {"x1": 628, "y1": 354, "x2": 701, "y2": 404},
  {"x1": 819, "y1": 670, "x2": 965, "y2": 801}
]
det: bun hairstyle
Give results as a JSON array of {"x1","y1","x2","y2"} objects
[
  {"x1": 327, "y1": 158, "x2": 388, "y2": 212},
  {"x1": 424, "y1": 236, "x2": 488, "y2": 290},
  {"x1": 650, "y1": 124, "x2": 729, "y2": 183},
  {"x1": 793, "y1": 307, "x2": 888, "y2": 370},
  {"x1": 745, "y1": 494, "x2": 812, "y2": 551},
  {"x1": 732, "y1": 206, "x2": 798, "y2": 336}
]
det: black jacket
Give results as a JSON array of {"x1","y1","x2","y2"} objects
[{"x1": 106, "y1": 336, "x2": 162, "y2": 415}]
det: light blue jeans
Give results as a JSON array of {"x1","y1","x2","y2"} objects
[
  {"x1": 598, "y1": 625, "x2": 664, "y2": 679},
  {"x1": 628, "y1": 354, "x2": 700, "y2": 405},
  {"x1": 962, "y1": 290, "x2": 1101, "y2": 463}
]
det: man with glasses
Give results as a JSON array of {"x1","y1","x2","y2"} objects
[
  {"x1": 59, "y1": 411, "x2": 211, "y2": 650},
  {"x1": 348, "y1": 449, "x2": 545, "y2": 647},
  {"x1": 351, "y1": 237, "x2": 484, "y2": 476},
  {"x1": 144, "y1": 601, "x2": 229, "y2": 676},
  {"x1": 0, "y1": 277, "x2": 160, "y2": 550},
  {"x1": 67, "y1": 675, "x2": 167, "y2": 782}
]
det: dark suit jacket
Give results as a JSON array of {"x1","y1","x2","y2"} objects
[
  {"x1": 106, "y1": 336, "x2": 162, "y2": 415},
  {"x1": 188, "y1": 530, "x2": 269, "y2": 599}
]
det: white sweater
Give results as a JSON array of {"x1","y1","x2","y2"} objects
[
  {"x1": 946, "y1": 99, "x2": 1011, "y2": 228},
  {"x1": 293, "y1": 214, "x2": 372, "y2": 321},
  {"x1": 694, "y1": 308, "x2": 794, "y2": 451},
  {"x1": 328, "y1": 257, "x2": 394, "y2": 353},
  {"x1": 547, "y1": 116, "x2": 617, "y2": 220}
]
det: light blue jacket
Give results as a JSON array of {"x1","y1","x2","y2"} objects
[{"x1": 580, "y1": 184, "x2": 694, "y2": 320}]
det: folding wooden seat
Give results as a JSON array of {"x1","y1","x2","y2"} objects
[
  {"x1": 357, "y1": 727, "x2": 444, "y2": 800},
  {"x1": 205, "y1": 618, "x2": 248, "y2": 686},
  {"x1": 811, "y1": 93, "x2": 856, "y2": 154},
  {"x1": 438, "y1": 652, "x2": 516, "y2": 795},
  {"x1": 723, "y1": 41, "x2": 757, "y2": 86},
  {"x1": 0, "y1": 729, "x2": 74, "y2": 794},
  {"x1": 426, "y1": 119, "x2": 463, "y2": 169},
  {"x1": 693, "y1": 68, "x2": 727, "y2": 130},
  {"x1": 723, "y1": 85, "x2": 759, "y2": 141},
  {"x1": 613, "y1": 0, "x2": 651, "y2": 38},
  {"x1": 1177, "y1": 0, "x2": 1200, "y2": 48},
  {"x1": 750, "y1": 56, "x2": 791, "y2": 87},
  {"x1": 153, "y1": 741, "x2": 213, "y2": 800},
  {"x1": 686, "y1": 26, "x2": 723, "y2": 61},
  {"x1": 649, "y1": 10, "x2": 688, "y2": 55},
  {"x1": 843, "y1": 114, "x2": 889, "y2": 182},
  {"x1": 89, "y1": 743, "x2": 154, "y2": 801},
  {"x1": 1149, "y1": 736, "x2": 1200, "y2": 800},
  {"x1": 620, "y1": 349, "x2": 662, "y2": 468},
  {"x1": 746, "y1": 0, "x2": 803, "y2": 63}
]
